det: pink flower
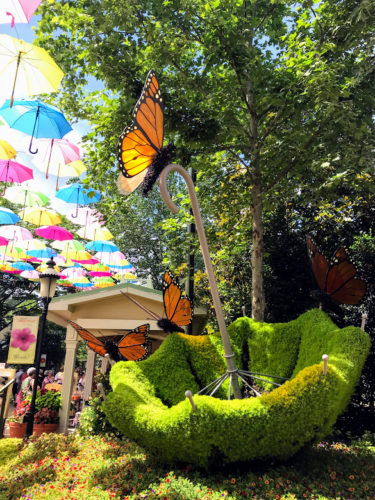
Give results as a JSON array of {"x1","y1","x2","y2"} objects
[{"x1": 10, "y1": 327, "x2": 36, "y2": 351}]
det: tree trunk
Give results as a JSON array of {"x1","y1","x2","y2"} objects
[
  {"x1": 246, "y1": 71, "x2": 265, "y2": 322},
  {"x1": 251, "y1": 163, "x2": 265, "y2": 321}
]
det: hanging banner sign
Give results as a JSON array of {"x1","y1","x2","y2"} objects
[{"x1": 7, "y1": 316, "x2": 39, "y2": 365}]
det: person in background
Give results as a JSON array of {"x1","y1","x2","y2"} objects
[
  {"x1": 42, "y1": 370, "x2": 55, "y2": 391},
  {"x1": 18, "y1": 367, "x2": 37, "y2": 406},
  {"x1": 55, "y1": 366, "x2": 64, "y2": 384},
  {"x1": 78, "y1": 372, "x2": 85, "y2": 393},
  {"x1": 13, "y1": 367, "x2": 24, "y2": 403}
]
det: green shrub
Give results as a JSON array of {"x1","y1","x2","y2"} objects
[
  {"x1": 0, "y1": 438, "x2": 23, "y2": 466},
  {"x1": 79, "y1": 372, "x2": 123, "y2": 437},
  {"x1": 103, "y1": 309, "x2": 370, "y2": 466}
]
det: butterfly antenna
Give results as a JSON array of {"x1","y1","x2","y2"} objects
[{"x1": 120, "y1": 291, "x2": 160, "y2": 320}]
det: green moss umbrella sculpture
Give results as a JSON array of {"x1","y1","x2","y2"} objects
[{"x1": 103, "y1": 309, "x2": 370, "y2": 466}]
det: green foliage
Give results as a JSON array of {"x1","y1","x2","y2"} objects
[
  {"x1": 35, "y1": 389, "x2": 62, "y2": 412},
  {"x1": 103, "y1": 309, "x2": 370, "y2": 466},
  {"x1": 79, "y1": 372, "x2": 123, "y2": 437},
  {"x1": 0, "y1": 438, "x2": 22, "y2": 466}
]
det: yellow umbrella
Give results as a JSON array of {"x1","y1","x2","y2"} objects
[
  {"x1": 19, "y1": 207, "x2": 61, "y2": 226},
  {"x1": 0, "y1": 35, "x2": 64, "y2": 105},
  {"x1": 77, "y1": 225, "x2": 113, "y2": 241},
  {"x1": 0, "y1": 139, "x2": 16, "y2": 159},
  {"x1": 0, "y1": 245, "x2": 28, "y2": 260}
]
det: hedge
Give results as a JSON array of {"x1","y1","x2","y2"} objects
[{"x1": 103, "y1": 309, "x2": 370, "y2": 466}]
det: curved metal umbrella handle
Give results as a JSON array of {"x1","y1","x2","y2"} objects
[
  {"x1": 29, "y1": 136, "x2": 39, "y2": 155},
  {"x1": 158, "y1": 164, "x2": 241, "y2": 399}
]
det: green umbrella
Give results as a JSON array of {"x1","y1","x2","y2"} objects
[{"x1": 4, "y1": 185, "x2": 49, "y2": 208}]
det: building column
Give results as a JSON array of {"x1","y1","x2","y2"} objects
[
  {"x1": 59, "y1": 323, "x2": 78, "y2": 434},
  {"x1": 83, "y1": 347, "x2": 96, "y2": 405},
  {"x1": 100, "y1": 356, "x2": 109, "y2": 374}
]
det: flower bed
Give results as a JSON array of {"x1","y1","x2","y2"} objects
[{"x1": 0, "y1": 433, "x2": 374, "y2": 499}]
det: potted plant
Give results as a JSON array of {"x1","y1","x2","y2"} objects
[
  {"x1": 33, "y1": 388, "x2": 62, "y2": 436},
  {"x1": 7, "y1": 400, "x2": 30, "y2": 438}
]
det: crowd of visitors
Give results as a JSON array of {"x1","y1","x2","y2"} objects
[{"x1": 12, "y1": 365, "x2": 86, "y2": 408}]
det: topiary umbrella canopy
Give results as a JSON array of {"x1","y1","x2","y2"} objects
[{"x1": 103, "y1": 309, "x2": 370, "y2": 466}]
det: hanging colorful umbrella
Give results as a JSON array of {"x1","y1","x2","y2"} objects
[
  {"x1": 0, "y1": 235, "x2": 8, "y2": 246},
  {"x1": 77, "y1": 225, "x2": 113, "y2": 241},
  {"x1": 0, "y1": 1, "x2": 42, "y2": 25},
  {"x1": 0, "y1": 99, "x2": 72, "y2": 154},
  {"x1": 69, "y1": 250, "x2": 98, "y2": 264},
  {"x1": 0, "y1": 35, "x2": 64, "y2": 107},
  {"x1": 0, "y1": 139, "x2": 16, "y2": 159},
  {"x1": 0, "y1": 206, "x2": 20, "y2": 224},
  {"x1": 87, "y1": 263, "x2": 112, "y2": 277},
  {"x1": 18, "y1": 239, "x2": 45, "y2": 251},
  {"x1": 32, "y1": 138, "x2": 81, "y2": 188},
  {"x1": 20, "y1": 269, "x2": 40, "y2": 280},
  {"x1": 94, "y1": 251, "x2": 131, "y2": 266},
  {"x1": 55, "y1": 183, "x2": 101, "y2": 218},
  {"x1": 0, "y1": 224, "x2": 33, "y2": 244},
  {"x1": 85, "y1": 240, "x2": 118, "y2": 253},
  {"x1": 35, "y1": 225, "x2": 73, "y2": 241},
  {"x1": 27, "y1": 247, "x2": 57, "y2": 259},
  {"x1": 4, "y1": 186, "x2": 49, "y2": 208},
  {"x1": 64, "y1": 206, "x2": 104, "y2": 228},
  {"x1": 0, "y1": 159, "x2": 33, "y2": 193},
  {"x1": 92, "y1": 276, "x2": 116, "y2": 288},
  {"x1": 10, "y1": 261, "x2": 34, "y2": 271},
  {"x1": 65, "y1": 266, "x2": 86, "y2": 279},
  {"x1": 19, "y1": 206, "x2": 61, "y2": 226},
  {"x1": 55, "y1": 239, "x2": 84, "y2": 253},
  {"x1": 0, "y1": 244, "x2": 28, "y2": 260},
  {"x1": 0, "y1": 263, "x2": 20, "y2": 273}
]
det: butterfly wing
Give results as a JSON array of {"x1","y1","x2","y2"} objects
[
  {"x1": 117, "y1": 70, "x2": 164, "y2": 187},
  {"x1": 69, "y1": 321, "x2": 107, "y2": 357},
  {"x1": 117, "y1": 324, "x2": 149, "y2": 361},
  {"x1": 163, "y1": 270, "x2": 193, "y2": 327},
  {"x1": 117, "y1": 171, "x2": 147, "y2": 195},
  {"x1": 307, "y1": 237, "x2": 328, "y2": 292},
  {"x1": 326, "y1": 247, "x2": 366, "y2": 305}
]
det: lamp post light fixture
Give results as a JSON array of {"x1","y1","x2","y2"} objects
[{"x1": 25, "y1": 257, "x2": 59, "y2": 438}]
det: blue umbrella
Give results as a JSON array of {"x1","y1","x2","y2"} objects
[
  {"x1": 0, "y1": 207, "x2": 20, "y2": 224},
  {"x1": 55, "y1": 183, "x2": 101, "y2": 218},
  {"x1": 10, "y1": 261, "x2": 34, "y2": 271},
  {"x1": 85, "y1": 240, "x2": 119, "y2": 253},
  {"x1": 0, "y1": 99, "x2": 72, "y2": 154},
  {"x1": 27, "y1": 247, "x2": 57, "y2": 259}
]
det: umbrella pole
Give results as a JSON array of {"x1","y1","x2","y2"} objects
[
  {"x1": 71, "y1": 187, "x2": 80, "y2": 218},
  {"x1": 10, "y1": 53, "x2": 22, "y2": 108},
  {"x1": 56, "y1": 162, "x2": 60, "y2": 191},
  {"x1": 46, "y1": 139, "x2": 54, "y2": 179},
  {"x1": 29, "y1": 107, "x2": 40, "y2": 155}
]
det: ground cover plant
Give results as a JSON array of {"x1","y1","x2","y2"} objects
[{"x1": 0, "y1": 432, "x2": 374, "y2": 499}]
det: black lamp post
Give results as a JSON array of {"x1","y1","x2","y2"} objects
[{"x1": 25, "y1": 257, "x2": 59, "y2": 438}]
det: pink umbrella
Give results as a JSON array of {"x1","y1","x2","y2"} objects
[
  {"x1": 32, "y1": 138, "x2": 80, "y2": 189},
  {"x1": 65, "y1": 266, "x2": 86, "y2": 279},
  {"x1": 0, "y1": 1, "x2": 42, "y2": 26},
  {"x1": 0, "y1": 159, "x2": 33, "y2": 186},
  {"x1": 0, "y1": 224, "x2": 33, "y2": 244},
  {"x1": 65, "y1": 206, "x2": 105, "y2": 227},
  {"x1": 35, "y1": 225, "x2": 73, "y2": 241},
  {"x1": 0, "y1": 236, "x2": 8, "y2": 246}
]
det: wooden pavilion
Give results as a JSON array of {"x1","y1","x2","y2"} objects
[{"x1": 47, "y1": 282, "x2": 207, "y2": 433}]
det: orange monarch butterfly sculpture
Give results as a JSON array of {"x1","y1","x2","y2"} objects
[
  {"x1": 117, "y1": 70, "x2": 175, "y2": 197},
  {"x1": 307, "y1": 237, "x2": 366, "y2": 306},
  {"x1": 121, "y1": 270, "x2": 193, "y2": 334},
  {"x1": 69, "y1": 321, "x2": 149, "y2": 362}
]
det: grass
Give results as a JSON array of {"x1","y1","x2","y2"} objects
[{"x1": 0, "y1": 432, "x2": 374, "y2": 499}]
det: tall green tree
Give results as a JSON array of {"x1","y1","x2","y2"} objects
[{"x1": 35, "y1": 0, "x2": 375, "y2": 320}]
